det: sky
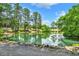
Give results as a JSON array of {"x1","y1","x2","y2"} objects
[{"x1": 20, "y1": 3, "x2": 76, "y2": 26}]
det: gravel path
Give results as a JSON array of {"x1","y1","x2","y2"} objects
[{"x1": 0, "y1": 44, "x2": 77, "y2": 56}]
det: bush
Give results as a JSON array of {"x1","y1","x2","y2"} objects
[{"x1": 0, "y1": 28, "x2": 4, "y2": 40}]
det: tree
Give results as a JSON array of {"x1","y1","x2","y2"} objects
[
  {"x1": 23, "y1": 8, "x2": 30, "y2": 31},
  {"x1": 10, "y1": 19, "x2": 19, "y2": 32},
  {"x1": 2, "y1": 4, "x2": 12, "y2": 31},
  {"x1": 51, "y1": 21, "x2": 57, "y2": 29},
  {"x1": 24, "y1": 22, "x2": 29, "y2": 31},
  {"x1": 0, "y1": 3, "x2": 3, "y2": 28},
  {"x1": 0, "y1": 4, "x2": 5, "y2": 40},
  {"x1": 32, "y1": 12, "x2": 42, "y2": 29},
  {"x1": 0, "y1": 3, "x2": 43, "y2": 33},
  {"x1": 37, "y1": 13, "x2": 42, "y2": 29},
  {"x1": 57, "y1": 4, "x2": 79, "y2": 38},
  {"x1": 13, "y1": 3, "x2": 22, "y2": 31},
  {"x1": 41, "y1": 24, "x2": 50, "y2": 32}
]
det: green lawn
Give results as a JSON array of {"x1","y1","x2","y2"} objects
[{"x1": 62, "y1": 38, "x2": 79, "y2": 46}]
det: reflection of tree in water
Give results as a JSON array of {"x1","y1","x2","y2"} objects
[
  {"x1": 23, "y1": 33, "x2": 31, "y2": 44},
  {"x1": 10, "y1": 32, "x2": 51, "y2": 45},
  {"x1": 34, "y1": 34, "x2": 42, "y2": 45},
  {"x1": 31, "y1": 34, "x2": 41, "y2": 45},
  {"x1": 41, "y1": 32, "x2": 51, "y2": 39},
  {"x1": 51, "y1": 35, "x2": 57, "y2": 42},
  {"x1": 12, "y1": 32, "x2": 19, "y2": 41},
  {"x1": 32, "y1": 32, "x2": 51, "y2": 45}
]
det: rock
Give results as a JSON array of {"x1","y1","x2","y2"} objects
[
  {"x1": 65, "y1": 46, "x2": 79, "y2": 54},
  {"x1": 65, "y1": 46, "x2": 74, "y2": 51},
  {"x1": 40, "y1": 48, "x2": 45, "y2": 51}
]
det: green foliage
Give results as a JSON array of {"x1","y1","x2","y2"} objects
[
  {"x1": 0, "y1": 4, "x2": 3, "y2": 12},
  {"x1": 41, "y1": 32, "x2": 51, "y2": 39},
  {"x1": 23, "y1": 8, "x2": 30, "y2": 31},
  {"x1": 23, "y1": 8, "x2": 30, "y2": 20},
  {"x1": 57, "y1": 4, "x2": 79, "y2": 38},
  {"x1": 0, "y1": 3, "x2": 42, "y2": 32},
  {"x1": 41, "y1": 24, "x2": 51, "y2": 32},
  {"x1": 0, "y1": 28, "x2": 4, "y2": 40},
  {"x1": 51, "y1": 21, "x2": 57, "y2": 29},
  {"x1": 11, "y1": 19, "x2": 19, "y2": 31},
  {"x1": 0, "y1": 3, "x2": 45, "y2": 31},
  {"x1": 32, "y1": 12, "x2": 42, "y2": 29},
  {"x1": 0, "y1": 28, "x2": 3, "y2": 35},
  {"x1": 24, "y1": 22, "x2": 29, "y2": 31}
]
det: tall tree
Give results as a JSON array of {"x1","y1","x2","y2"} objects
[
  {"x1": 0, "y1": 3, "x2": 3, "y2": 28},
  {"x1": 0, "y1": 4, "x2": 4, "y2": 38},
  {"x1": 32, "y1": 12, "x2": 42, "y2": 29},
  {"x1": 51, "y1": 21, "x2": 57, "y2": 29},
  {"x1": 23, "y1": 8, "x2": 30, "y2": 31},
  {"x1": 3, "y1": 4, "x2": 12, "y2": 28},
  {"x1": 13, "y1": 3, "x2": 22, "y2": 31},
  {"x1": 37, "y1": 13, "x2": 42, "y2": 29},
  {"x1": 57, "y1": 4, "x2": 79, "y2": 38}
]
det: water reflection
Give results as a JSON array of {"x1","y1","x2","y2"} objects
[{"x1": 9, "y1": 32, "x2": 64, "y2": 47}]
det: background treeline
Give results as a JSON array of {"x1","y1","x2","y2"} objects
[
  {"x1": 1, "y1": 3, "x2": 79, "y2": 39},
  {"x1": 0, "y1": 3, "x2": 47, "y2": 32}
]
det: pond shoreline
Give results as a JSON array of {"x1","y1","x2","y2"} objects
[{"x1": 0, "y1": 40, "x2": 78, "y2": 56}]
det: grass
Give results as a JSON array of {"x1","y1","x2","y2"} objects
[{"x1": 62, "y1": 38, "x2": 79, "y2": 46}]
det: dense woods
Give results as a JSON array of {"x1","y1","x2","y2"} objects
[
  {"x1": 57, "y1": 4, "x2": 79, "y2": 38},
  {"x1": 0, "y1": 3, "x2": 43, "y2": 32}
]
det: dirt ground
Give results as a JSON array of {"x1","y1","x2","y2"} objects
[{"x1": 0, "y1": 43, "x2": 78, "y2": 56}]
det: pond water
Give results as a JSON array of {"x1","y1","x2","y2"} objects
[{"x1": 6, "y1": 32, "x2": 79, "y2": 47}]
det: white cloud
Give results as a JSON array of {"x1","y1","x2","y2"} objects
[
  {"x1": 52, "y1": 10, "x2": 66, "y2": 22},
  {"x1": 42, "y1": 20, "x2": 51, "y2": 26},
  {"x1": 55, "y1": 11, "x2": 66, "y2": 21},
  {"x1": 42, "y1": 11, "x2": 66, "y2": 26},
  {"x1": 32, "y1": 3, "x2": 57, "y2": 9},
  {"x1": 56, "y1": 11, "x2": 66, "y2": 17},
  {"x1": 60, "y1": 11, "x2": 66, "y2": 16}
]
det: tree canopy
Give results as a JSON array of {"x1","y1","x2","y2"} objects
[
  {"x1": 0, "y1": 3, "x2": 42, "y2": 31},
  {"x1": 57, "y1": 4, "x2": 79, "y2": 38}
]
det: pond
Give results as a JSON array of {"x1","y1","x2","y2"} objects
[{"x1": 4, "y1": 32, "x2": 79, "y2": 47}]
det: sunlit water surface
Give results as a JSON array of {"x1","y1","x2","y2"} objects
[{"x1": 7, "y1": 32, "x2": 79, "y2": 47}]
